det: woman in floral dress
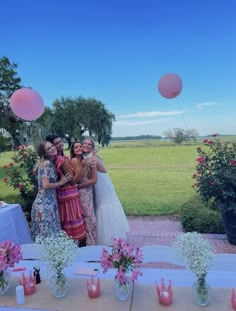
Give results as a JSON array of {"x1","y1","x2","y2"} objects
[
  {"x1": 31, "y1": 141, "x2": 72, "y2": 240},
  {"x1": 70, "y1": 141, "x2": 97, "y2": 245}
]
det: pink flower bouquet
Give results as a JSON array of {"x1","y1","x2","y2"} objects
[
  {"x1": 0, "y1": 240, "x2": 22, "y2": 271},
  {"x1": 100, "y1": 238, "x2": 143, "y2": 284}
]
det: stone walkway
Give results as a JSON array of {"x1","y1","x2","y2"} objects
[{"x1": 126, "y1": 216, "x2": 236, "y2": 254}]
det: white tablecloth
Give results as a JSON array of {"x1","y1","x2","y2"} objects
[
  {"x1": 0, "y1": 204, "x2": 32, "y2": 244},
  {"x1": 12, "y1": 260, "x2": 236, "y2": 288}
]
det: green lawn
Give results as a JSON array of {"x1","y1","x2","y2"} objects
[
  {"x1": 98, "y1": 143, "x2": 197, "y2": 215},
  {"x1": 0, "y1": 140, "x2": 216, "y2": 216}
]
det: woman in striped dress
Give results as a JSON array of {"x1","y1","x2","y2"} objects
[{"x1": 46, "y1": 134, "x2": 86, "y2": 246}]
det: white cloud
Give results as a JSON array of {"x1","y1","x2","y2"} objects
[
  {"x1": 196, "y1": 102, "x2": 217, "y2": 109},
  {"x1": 117, "y1": 110, "x2": 183, "y2": 118},
  {"x1": 114, "y1": 118, "x2": 170, "y2": 127}
]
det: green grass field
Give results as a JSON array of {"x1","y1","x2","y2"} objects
[{"x1": 0, "y1": 140, "x2": 200, "y2": 216}]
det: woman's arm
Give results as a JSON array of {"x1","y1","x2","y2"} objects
[
  {"x1": 42, "y1": 173, "x2": 72, "y2": 190},
  {"x1": 95, "y1": 155, "x2": 107, "y2": 173},
  {"x1": 77, "y1": 165, "x2": 97, "y2": 189}
]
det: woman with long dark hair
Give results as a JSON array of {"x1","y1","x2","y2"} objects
[
  {"x1": 46, "y1": 134, "x2": 86, "y2": 246},
  {"x1": 70, "y1": 141, "x2": 97, "y2": 245}
]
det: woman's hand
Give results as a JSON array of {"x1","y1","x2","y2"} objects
[
  {"x1": 86, "y1": 156, "x2": 96, "y2": 167},
  {"x1": 59, "y1": 172, "x2": 72, "y2": 186}
]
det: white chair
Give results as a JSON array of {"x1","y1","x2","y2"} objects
[
  {"x1": 210, "y1": 253, "x2": 236, "y2": 271},
  {"x1": 141, "y1": 245, "x2": 236, "y2": 271},
  {"x1": 20, "y1": 243, "x2": 43, "y2": 260},
  {"x1": 74, "y1": 245, "x2": 112, "y2": 262},
  {"x1": 140, "y1": 245, "x2": 185, "y2": 268}
]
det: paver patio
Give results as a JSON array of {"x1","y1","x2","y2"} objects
[{"x1": 126, "y1": 216, "x2": 236, "y2": 254}]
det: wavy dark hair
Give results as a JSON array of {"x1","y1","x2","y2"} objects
[
  {"x1": 70, "y1": 141, "x2": 83, "y2": 159},
  {"x1": 46, "y1": 134, "x2": 64, "y2": 156}
]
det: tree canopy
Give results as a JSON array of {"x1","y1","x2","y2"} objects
[
  {"x1": 50, "y1": 96, "x2": 115, "y2": 147},
  {"x1": 0, "y1": 56, "x2": 116, "y2": 147},
  {"x1": 164, "y1": 128, "x2": 198, "y2": 144}
]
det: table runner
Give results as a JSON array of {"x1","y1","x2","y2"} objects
[
  {"x1": 0, "y1": 279, "x2": 132, "y2": 311},
  {"x1": 131, "y1": 283, "x2": 232, "y2": 311}
]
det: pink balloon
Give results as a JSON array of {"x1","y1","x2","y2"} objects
[
  {"x1": 10, "y1": 88, "x2": 45, "y2": 121},
  {"x1": 158, "y1": 73, "x2": 183, "y2": 99}
]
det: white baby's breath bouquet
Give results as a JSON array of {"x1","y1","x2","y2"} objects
[
  {"x1": 173, "y1": 232, "x2": 213, "y2": 305},
  {"x1": 36, "y1": 230, "x2": 77, "y2": 274},
  {"x1": 36, "y1": 230, "x2": 77, "y2": 297}
]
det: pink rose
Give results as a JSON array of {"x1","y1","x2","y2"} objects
[{"x1": 196, "y1": 156, "x2": 205, "y2": 163}]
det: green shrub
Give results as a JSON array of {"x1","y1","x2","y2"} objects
[
  {"x1": 180, "y1": 196, "x2": 225, "y2": 233},
  {"x1": 2, "y1": 145, "x2": 38, "y2": 221},
  {"x1": 192, "y1": 136, "x2": 236, "y2": 214}
]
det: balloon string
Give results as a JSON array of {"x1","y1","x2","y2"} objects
[{"x1": 176, "y1": 98, "x2": 189, "y2": 130}]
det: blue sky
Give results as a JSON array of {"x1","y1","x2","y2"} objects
[{"x1": 1, "y1": 0, "x2": 236, "y2": 137}]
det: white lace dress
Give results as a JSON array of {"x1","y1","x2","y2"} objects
[{"x1": 94, "y1": 172, "x2": 129, "y2": 245}]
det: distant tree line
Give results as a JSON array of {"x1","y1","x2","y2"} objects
[{"x1": 111, "y1": 135, "x2": 162, "y2": 141}]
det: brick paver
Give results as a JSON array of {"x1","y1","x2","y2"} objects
[{"x1": 126, "y1": 216, "x2": 236, "y2": 254}]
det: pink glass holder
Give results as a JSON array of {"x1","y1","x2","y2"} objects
[
  {"x1": 19, "y1": 272, "x2": 36, "y2": 295},
  {"x1": 155, "y1": 278, "x2": 173, "y2": 306},
  {"x1": 87, "y1": 277, "x2": 101, "y2": 298},
  {"x1": 231, "y1": 288, "x2": 236, "y2": 310}
]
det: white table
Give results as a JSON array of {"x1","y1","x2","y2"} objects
[
  {"x1": 12, "y1": 260, "x2": 236, "y2": 288},
  {"x1": 0, "y1": 204, "x2": 32, "y2": 244}
]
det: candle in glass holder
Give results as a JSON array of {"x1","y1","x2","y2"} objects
[
  {"x1": 231, "y1": 288, "x2": 236, "y2": 310},
  {"x1": 19, "y1": 271, "x2": 36, "y2": 295},
  {"x1": 155, "y1": 278, "x2": 173, "y2": 306},
  {"x1": 87, "y1": 278, "x2": 101, "y2": 298}
]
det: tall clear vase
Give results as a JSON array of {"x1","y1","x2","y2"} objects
[
  {"x1": 0, "y1": 269, "x2": 11, "y2": 295},
  {"x1": 113, "y1": 275, "x2": 131, "y2": 301},
  {"x1": 49, "y1": 271, "x2": 68, "y2": 298},
  {"x1": 192, "y1": 276, "x2": 209, "y2": 306}
]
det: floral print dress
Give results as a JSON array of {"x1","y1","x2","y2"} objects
[
  {"x1": 78, "y1": 176, "x2": 97, "y2": 245},
  {"x1": 31, "y1": 160, "x2": 61, "y2": 240}
]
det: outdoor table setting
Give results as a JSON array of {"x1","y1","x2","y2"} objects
[
  {"x1": 0, "y1": 260, "x2": 236, "y2": 311},
  {"x1": 1, "y1": 231, "x2": 236, "y2": 311}
]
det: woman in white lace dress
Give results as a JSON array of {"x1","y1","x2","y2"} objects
[{"x1": 82, "y1": 138, "x2": 129, "y2": 246}]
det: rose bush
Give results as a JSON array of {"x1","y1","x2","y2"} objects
[
  {"x1": 192, "y1": 135, "x2": 236, "y2": 214},
  {"x1": 2, "y1": 144, "x2": 38, "y2": 220}
]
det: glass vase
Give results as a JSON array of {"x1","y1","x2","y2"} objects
[
  {"x1": 49, "y1": 271, "x2": 68, "y2": 298},
  {"x1": 113, "y1": 275, "x2": 131, "y2": 301},
  {"x1": 192, "y1": 276, "x2": 209, "y2": 306},
  {"x1": 0, "y1": 269, "x2": 11, "y2": 295}
]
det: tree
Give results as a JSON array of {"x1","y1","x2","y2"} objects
[
  {"x1": 0, "y1": 56, "x2": 24, "y2": 147},
  {"x1": 49, "y1": 96, "x2": 115, "y2": 147},
  {"x1": 164, "y1": 128, "x2": 198, "y2": 144}
]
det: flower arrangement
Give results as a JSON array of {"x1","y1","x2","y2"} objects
[
  {"x1": 173, "y1": 232, "x2": 213, "y2": 278},
  {"x1": 0, "y1": 240, "x2": 22, "y2": 292},
  {"x1": 192, "y1": 135, "x2": 236, "y2": 213},
  {"x1": 173, "y1": 232, "x2": 213, "y2": 305},
  {"x1": 100, "y1": 238, "x2": 143, "y2": 284},
  {"x1": 36, "y1": 230, "x2": 77, "y2": 275},
  {"x1": 36, "y1": 230, "x2": 77, "y2": 297}
]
